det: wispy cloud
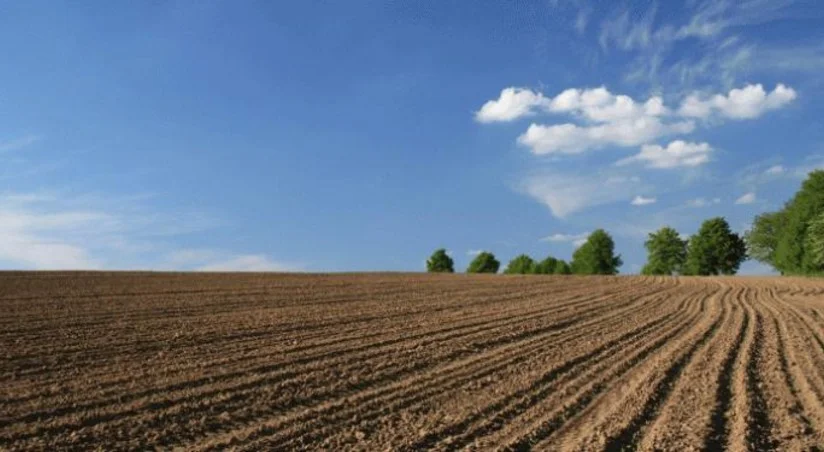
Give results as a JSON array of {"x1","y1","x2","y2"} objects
[
  {"x1": 540, "y1": 232, "x2": 589, "y2": 246},
  {"x1": 687, "y1": 197, "x2": 721, "y2": 207},
  {"x1": 0, "y1": 135, "x2": 40, "y2": 153},
  {"x1": 631, "y1": 195, "x2": 657, "y2": 206},
  {"x1": 195, "y1": 254, "x2": 303, "y2": 272},
  {"x1": 519, "y1": 169, "x2": 646, "y2": 218},
  {"x1": 735, "y1": 192, "x2": 757, "y2": 205}
]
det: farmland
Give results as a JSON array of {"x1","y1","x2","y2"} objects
[{"x1": 2, "y1": 273, "x2": 824, "y2": 450}]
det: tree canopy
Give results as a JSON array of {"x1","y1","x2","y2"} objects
[
  {"x1": 744, "y1": 211, "x2": 786, "y2": 268},
  {"x1": 466, "y1": 251, "x2": 500, "y2": 274},
  {"x1": 553, "y1": 259, "x2": 572, "y2": 275},
  {"x1": 684, "y1": 217, "x2": 747, "y2": 275},
  {"x1": 805, "y1": 212, "x2": 824, "y2": 271},
  {"x1": 504, "y1": 254, "x2": 536, "y2": 274},
  {"x1": 772, "y1": 171, "x2": 824, "y2": 273},
  {"x1": 534, "y1": 256, "x2": 558, "y2": 274},
  {"x1": 570, "y1": 229, "x2": 622, "y2": 275},
  {"x1": 426, "y1": 248, "x2": 454, "y2": 273},
  {"x1": 642, "y1": 226, "x2": 687, "y2": 275}
]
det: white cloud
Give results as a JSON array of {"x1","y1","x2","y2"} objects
[
  {"x1": 520, "y1": 170, "x2": 645, "y2": 218},
  {"x1": 540, "y1": 232, "x2": 589, "y2": 247},
  {"x1": 467, "y1": 249, "x2": 483, "y2": 256},
  {"x1": 735, "y1": 192, "x2": 757, "y2": 205},
  {"x1": 196, "y1": 254, "x2": 301, "y2": 272},
  {"x1": 616, "y1": 140, "x2": 712, "y2": 169},
  {"x1": 678, "y1": 83, "x2": 797, "y2": 119},
  {"x1": 518, "y1": 118, "x2": 695, "y2": 155},
  {"x1": 475, "y1": 87, "x2": 550, "y2": 123},
  {"x1": 631, "y1": 195, "x2": 657, "y2": 206},
  {"x1": 765, "y1": 165, "x2": 785, "y2": 175},
  {"x1": 687, "y1": 197, "x2": 721, "y2": 207}
]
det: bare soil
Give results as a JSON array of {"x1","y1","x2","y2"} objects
[{"x1": 2, "y1": 272, "x2": 824, "y2": 451}]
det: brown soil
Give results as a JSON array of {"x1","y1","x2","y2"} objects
[{"x1": 1, "y1": 272, "x2": 824, "y2": 451}]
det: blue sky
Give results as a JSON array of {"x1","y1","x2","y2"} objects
[{"x1": 1, "y1": 0, "x2": 823, "y2": 273}]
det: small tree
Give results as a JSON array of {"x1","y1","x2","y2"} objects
[
  {"x1": 466, "y1": 251, "x2": 500, "y2": 274},
  {"x1": 534, "y1": 256, "x2": 559, "y2": 274},
  {"x1": 426, "y1": 248, "x2": 454, "y2": 273},
  {"x1": 684, "y1": 217, "x2": 747, "y2": 275},
  {"x1": 553, "y1": 259, "x2": 572, "y2": 275},
  {"x1": 571, "y1": 229, "x2": 622, "y2": 275},
  {"x1": 642, "y1": 226, "x2": 687, "y2": 275},
  {"x1": 805, "y1": 212, "x2": 824, "y2": 271},
  {"x1": 504, "y1": 254, "x2": 536, "y2": 274}
]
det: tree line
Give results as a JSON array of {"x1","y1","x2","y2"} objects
[
  {"x1": 427, "y1": 217, "x2": 747, "y2": 276},
  {"x1": 427, "y1": 170, "x2": 824, "y2": 277}
]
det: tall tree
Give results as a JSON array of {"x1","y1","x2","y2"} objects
[
  {"x1": 504, "y1": 254, "x2": 536, "y2": 274},
  {"x1": 466, "y1": 251, "x2": 500, "y2": 274},
  {"x1": 684, "y1": 217, "x2": 747, "y2": 275},
  {"x1": 534, "y1": 256, "x2": 558, "y2": 274},
  {"x1": 570, "y1": 229, "x2": 622, "y2": 275},
  {"x1": 805, "y1": 212, "x2": 824, "y2": 271},
  {"x1": 774, "y1": 170, "x2": 824, "y2": 273},
  {"x1": 744, "y1": 211, "x2": 786, "y2": 268},
  {"x1": 426, "y1": 248, "x2": 454, "y2": 273},
  {"x1": 642, "y1": 227, "x2": 687, "y2": 275}
]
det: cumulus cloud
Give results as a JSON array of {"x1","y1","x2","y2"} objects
[
  {"x1": 467, "y1": 249, "x2": 483, "y2": 256},
  {"x1": 479, "y1": 83, "x2": 795, "y2": 155},
  {"x1": 631, "y1": 195, "x2": 657, "y2": 206},
  {"x1": 540, "y1": 232, "x2": 589, "y2": 246},
  {"x1": 520, "y1": 170, "x2": 646, "y2": 218},
  {"x1": 765, "y1": 165, "x2": 785, "y2": 175},
  {"x1": 735, "y1": 192, "x2": 757, "y2": 205},
  {"x1": 616, "y1": 140, "x2": 712, "y2": 169},
  {"x1": 475, "y1": 87, "x2": 550, "y2": 123},
  {"x1": 518, "y1": 118, "x2": 695, "y2": 155},
  {"x1": 678, "y1": 84, "x2": 797, "y2": 119}
]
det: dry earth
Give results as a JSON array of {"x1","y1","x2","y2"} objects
[{"x1": 2, "y1": 272, "x2": 824, "y2": 451}]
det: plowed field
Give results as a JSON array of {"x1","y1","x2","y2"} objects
[{"x1": 3, "y1": 272, "x2": 824, "y2": 451}]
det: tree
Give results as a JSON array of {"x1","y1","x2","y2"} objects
[
  {"x1": 553, "y1": 259, "x2": 572, "y2": 275},
  {"x1": 570, "y1": 229, "x2": 622, "y2": 275},
  {"x1": 774, "y1": 171, "x2": 824, "y2": 273},
  {"x1": 684, "y1": 217, "x2": 747, "y2": 275},
  {"x1": 641, "y1": 226, "x2": 687, "y2": 275},
  {"x1": 805, "y1": 212, "x2": 824, "y2": 271},
  {"x1": 534, "y1": 256, "x2": 558, "y2": 274},
  {"x1": 744, "y1": 211, "x2": 786, "y2": 268},
  {"x1": 504, "y1": 254, "x2": 536, "y2": 274},
  {"x1": 426, "y1": 248, "x2": 454, "y2": 273},
  {"x1": 466, "y1": 251, "x2": 500, "y2": 274}
]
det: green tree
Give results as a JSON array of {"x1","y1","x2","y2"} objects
[
  {"x1": 805, "y1": 212, "x2": 824, "y2": 271},
  {"x1": 774, "y1": 171, "x2": 824, "y2": 273},
  {"x1": 570, "y1": 229, "x2": 622, "y2": 275},
  {"x1": 684, "y1": 217, "x2": 747, "y2": 275},
  {"x1": 553, "y1": 259, "x2": 572, "y2": 275},
  {"x1": 744, "y1": 211, "x2": 786, "y2": 268},
  {"x1": 504, "y1": 254, "x2": 536, "y2": 274},
  {"x1": 466, "y1": 251, "x2": 500, "y2": 274},
  {"x1": 534, "y1": 256, "x2": 558, "y2": 274},
  {"x1": 641, "y1": 226, "x2": 687, "y2": 275},
  {"x1": 426, "y1": 248, "x2": 454, "y2": 273}
]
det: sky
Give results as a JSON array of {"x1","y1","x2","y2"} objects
[{"x1": 1, "y1": 0, "x2": 823, "y2": 273}]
